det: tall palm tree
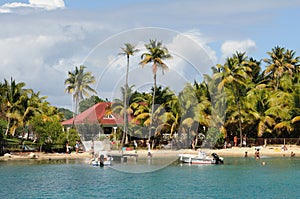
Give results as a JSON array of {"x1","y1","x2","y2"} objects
[
  {"x1": 118, "y1": 43, "x2": 139, "y2": 145},
  {"x1": 64, "y1": 65, "x2": 97, "y2": 118},
  {"x1": 214, "y1": 52, "x2": 252, "y2": 146},
  {"x1": 177, "y1": 83, "x2": 199, "y2": 148},
  {"x1": 139, "y1": 39, "x2": 172, "y2": 140}
]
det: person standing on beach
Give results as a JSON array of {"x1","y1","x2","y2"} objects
[
  {"x1": 242, "y1": 135, "x2": 247, "y2": 147},
  {"x1": 66, "y1": 141, "x2": 70, "y2": 154},
  {"x1": 75, "y1": 140, "x2": 79, "y2": 154},
  {"x1": 147, "y1": 140, "x2": 152, "y2": 157},
  {"x1": 234, "y1": 136, "x2": 238, "y2": 147},
  {"x1": 255, "y1": 149, "x2": 259, "y2": 159},
  {"x1": 134, "y1": 140, "x2": 138, "y2": 154}
]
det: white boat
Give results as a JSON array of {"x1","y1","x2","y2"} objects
[
  {"x1": 178, "y1": 151, "x2": 224, "y2": 165},
  {"x1": 90, "y1": 154, "x2": 113, "y2": 167}
]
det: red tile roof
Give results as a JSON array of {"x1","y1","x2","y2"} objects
[{"x1": 61, "y1": 102, "x2": 128, "y2": 126}]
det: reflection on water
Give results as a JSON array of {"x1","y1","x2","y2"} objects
[
  {"x1": 0, "y1": 157, "x2": 300, "y2": 198},
  {"x1": 111, "y1": 156, "x2": 179, "y2": 173}
]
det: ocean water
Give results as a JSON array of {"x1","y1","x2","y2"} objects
[{"x1": 0, "y1": 157, "x2": 299, "y2": 199}]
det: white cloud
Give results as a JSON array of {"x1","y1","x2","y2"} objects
[
  {"x1": 29, "y1": 0, "x2": 65, "y2": 10},
  {"x1": 1, "y1": 0, "x2": 65, "y2": 12},
  {"x1": 0, "y1": 7, "x2": 11, "y2": 13},
  {"x1": 0, "y1": 0, "x2": 299, "y2": 109},
  {"x1": 85, "y1": 29, "x2": 218, "y2": 102},
  {"x1": 169, "y1": 30, "x2": 217, "y2": 70},
  {"x1": 221, "y1": 39, "x2": 256, "y2": 60}
]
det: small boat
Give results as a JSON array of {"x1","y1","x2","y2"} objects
[
  {"x1": 178, "y1": 151, "x2": 224, "y2": 165},
  {"x1": 90, "y1": 154, "x2": 113, "y2": 167}
]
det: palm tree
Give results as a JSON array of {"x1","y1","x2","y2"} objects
[
  {"x1": 263, "y1": 46, "x2": 300, "y2": 91},
  {"x1": 112, "y1": 85, "x2": 136, "y2": 144},
  {"x1": 6, "y1": 90, "x2": 46, "y2": 138},
  {"x1": 118, "y1": 43, "x2": 139, "y2": 146},
  {"x1": 203, "y1": 74, "x2": 228, "y2": 137},
  {"x1": 64, "y1": 65, "x2": 97, "y2": 118},
  {"x1": 139, "y1": 39, "x2": 172, "y2": 140},
  {"x1": 2, "y1": 78, "x2": 26, "y2": 136},
  {"x1": 291, "y1": 72, "x2": 300, "y2": 136},
  {"x1": 214, "y1": 52, "x2": 252, "y2": 146},
  {"x1": 177, "y1": 83, "x2": 199, "y2": 148},
  {"x1": 161, "y1": 95, "x2": 180, "y2": 138},
  {"x1": 131, "y1": 93, "x2": 153, "y2": 128}
]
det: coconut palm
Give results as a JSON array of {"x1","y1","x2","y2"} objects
[
  {"x1": 6, "y1": 90, "x2": 46, "y2": 138},
  {"x1": 139, "y1": 39, "x2": 172, "y2": 140},
  {"x1": 111, "y1": 85, "x2": 136, "y2": 144},
  {"x1": 263, "y1": 46, "x2": 300, "y2": 91},
  {"x1": 131, "y1": 92, "x2": 154, "y2": 128},
  {"x1": 118, "y1": 43, "x2": 139, "y2": 145},
  {"x1": 203, "y1": 74, "x2": 227, "y2": 137},
  {"x1": 161, "y1": 98, "x2": 180, "y2": 138},
  {"x1": 291, "y1": 72, "x2": 300, "y2": 135},
  {"x1": 214, "y1": 52, "x2": 252, "y2": 146},
  {"x1": 64, "y1": 65, "x2": 97, "y2": 117},
  {"x1": 2, "y1": 78, "x2": 26, "y2": 136},
  {"x1": 177, "y1": 83, "x2": 199, "y2": 148}
]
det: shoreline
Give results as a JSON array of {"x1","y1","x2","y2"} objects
[{"x1": 1, "y1": 145, "x2": 298, "y2": 161}]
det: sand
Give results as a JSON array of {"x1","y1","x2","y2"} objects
[{"x1": 1, "y1": 145, "x2": 299, "y2": 161}]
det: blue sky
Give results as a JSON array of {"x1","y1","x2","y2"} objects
[{"x1": 0, "y1": 0, "x2": 300, "y2": 109}]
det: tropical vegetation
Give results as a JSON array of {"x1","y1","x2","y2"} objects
[{"x1": 0, "y1": 44, "x2": 299, "y2": 155}]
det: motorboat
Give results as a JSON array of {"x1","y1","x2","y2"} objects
[
  {"x1": 178, "y1": 151, "x2": 224, "y2": 164},
  {"x1": 90, "y1": 154, "x2": 113, "y2": 167}
]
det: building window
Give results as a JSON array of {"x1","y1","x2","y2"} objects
[{"x1": 103, "y1": 114, "x2": 114, "y2": 119}]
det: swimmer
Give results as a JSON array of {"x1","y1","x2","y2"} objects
[{"x1": 291, "y1": 151, "x2": 296, "y2": 157}]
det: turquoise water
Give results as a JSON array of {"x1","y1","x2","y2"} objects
[{"x1": 0, "y1": 157, "x2": 300, "y2": 198}]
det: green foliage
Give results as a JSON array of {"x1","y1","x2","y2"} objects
[
  {"x1": 58, "y1": 108, "x2": 73, "y2": 120},
  {"x1": 64, "y1": 65, "x2": 97, "y2": 115},
  {"x1": 205, "y1": 128, "x2": 224, "y2": 149},
  {"x1": 1, "y1": 44, "x2": 300, "y2": 152},
  {"x1": 30, "y1": 114, "x2": 64, "y2": 151},
  {"x1": 67, "y1": 128, "x2": 80, "y2": 146},
  {"x1": 79, "y1": 95, "x2": 104, "y2": 113},
  {"x1": 0, "y1": 119, "x2": 6, "y2": 135},
  {"x1": 56, "y1": 128, "x2": 80, "y2": 149}
]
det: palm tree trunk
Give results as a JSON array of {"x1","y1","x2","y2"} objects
[
  {"x1": 72, "y1": 97, "x2": 79, "y2": 127},
  {"x1": 232, "y1": 84, "x2": 243, "y2": 147},
  {"x1": 121, "y1": 55, "x2": 130, "y2": 147},
  {"x1": 237, "y1": 100, "x2": 243, "y2": 147},
  {"x1": 149, "y1": 73, "x2": 156, "y2": 141},
  {"x1": 5, "y1": 118, "x2": 10, "y2": 136}
]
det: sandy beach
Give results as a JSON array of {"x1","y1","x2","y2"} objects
[{"x1": 1, "y1": 145, "x2": 299, "y2": 161}]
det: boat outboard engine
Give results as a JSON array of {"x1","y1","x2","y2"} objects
[
  {"x1": 211, "y1": 153, "x2": 224, "y2": 164},
  {"x1": 99, "y1": 154, "x2": 104, "y2": 167}
]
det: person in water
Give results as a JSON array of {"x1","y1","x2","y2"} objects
[{"x1": 291, "y1": 151, "x2": 296, "y2": 157}]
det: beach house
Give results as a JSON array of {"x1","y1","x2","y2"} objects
[{"x1": 61, "y1": 102, "x2": 127, "y2": 139}]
